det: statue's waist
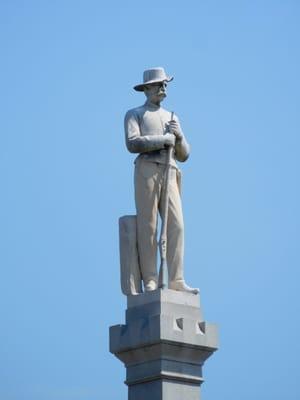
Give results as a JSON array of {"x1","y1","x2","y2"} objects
[{"x1": 135, "y1": 150, "x2": 177, "y2": 168}]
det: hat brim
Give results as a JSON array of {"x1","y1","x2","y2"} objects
[{"x1": 133, "y1": 76, "x2": 174, "y2": 92}]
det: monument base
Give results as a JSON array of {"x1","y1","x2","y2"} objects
[
  {"x1": 109, "y1": 289, "x2": 218, "y2": 400},
  {"x1": 128, "y1": 379, "x2": 200, "y2": 400}
]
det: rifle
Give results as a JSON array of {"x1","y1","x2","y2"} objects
[{"x1": 159, "y1": 111, "x2": 174, "y2": 289}]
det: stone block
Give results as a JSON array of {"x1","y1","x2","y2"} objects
[{"x1": 109, "y1": 289, "x2": 218, "y2": 399}]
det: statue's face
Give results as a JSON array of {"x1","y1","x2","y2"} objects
[{"x1": 144, "y1": 81, "x2": 167, "y2": 104}]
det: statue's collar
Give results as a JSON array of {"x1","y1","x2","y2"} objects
[{"x1": 144, "y1": 100, "x2": 160, "y2": 110}]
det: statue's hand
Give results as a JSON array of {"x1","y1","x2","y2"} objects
[
  {"x1": 169, "y1": 120, "x2": 183, "y2": 140},
  {"x1": 164, "y1": 133, "x2": 176, "y2": 147}
]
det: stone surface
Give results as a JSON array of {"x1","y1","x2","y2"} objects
[
  {"x1": 119, "y1": 215, "x2": 142, "y2": 295},
  {"x1": 109, "y1": 289, "x2": 218, "y2": 400},
  {"x1": 123, "y1": 67, "x2": 199, "y2": 294}
]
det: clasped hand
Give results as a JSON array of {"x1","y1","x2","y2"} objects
[
  {"x1": 164, "y1": 120, "x2": 183, "y2": 147},
  {"x1": 168, "y1": 120, "x2": 183, "y2": 140}
]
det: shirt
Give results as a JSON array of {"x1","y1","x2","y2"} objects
[{"x1": 124, "y1": 100, "x2": 190, "y2": 167}]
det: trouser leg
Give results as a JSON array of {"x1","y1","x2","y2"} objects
[
  {"x1": 159, "y1": 167, "x2": 184, "y2": 284},
  {"x1": 134, "y1": 160, "x2": 160, "y2": 285}
]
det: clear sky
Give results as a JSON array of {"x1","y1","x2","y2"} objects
[{"x1": 1, "y1": 1, "x2": 299, "y2": 399}]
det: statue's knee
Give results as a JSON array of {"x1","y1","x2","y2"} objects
[{"x1": 170, "y1": 218, "x2": 184, "y2": 236}]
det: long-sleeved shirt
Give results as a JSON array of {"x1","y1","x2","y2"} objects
[{"x1": 124, "y1": 100, "x2": 190, "y2": 168}]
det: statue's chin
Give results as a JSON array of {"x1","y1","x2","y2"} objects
[
  {"x1": 158, "y1": 93, "x2": 166, "y2": 102},
  {"x1": 148, "y1": 93, "x2": 166, "y2": 105}
]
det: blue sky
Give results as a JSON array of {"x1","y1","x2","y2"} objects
[{"x1": 1, "y1": 1, "x2": 299, "y2": 399}]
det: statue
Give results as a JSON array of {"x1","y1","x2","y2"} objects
[{"x1": 120, "y1": 67, "x2": 198, "y2": 295}]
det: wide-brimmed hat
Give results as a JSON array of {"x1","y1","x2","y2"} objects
[{"x1": 134, "y1": 67, "x2": 173, "y2": 92}]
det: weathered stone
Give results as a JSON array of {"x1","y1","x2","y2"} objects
[
  {"x1": 109, "y1": 289, "x2": 218, "y2": 400},
  {"x1": 119, "y1": 215, "x2": 142, "y2": 295},
  {"x1": 123, "y1": 67, "x2": 198, "y2": 294}
]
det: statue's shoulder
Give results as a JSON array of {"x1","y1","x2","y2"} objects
[
  {"x1": 160, "y1": 105, "x2": 171, "y2": 114},
  {"x1": 125, "y1": 104, "x2": 146, "y2": 118},
  {"x1": 160, "y1": 106, "x2": 177, "y2": 120}
]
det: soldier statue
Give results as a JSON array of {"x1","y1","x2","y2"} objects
[{"x1": 122, "y1": 67, "x2": 198, "y2": 295}]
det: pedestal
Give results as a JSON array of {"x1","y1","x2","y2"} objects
[{"x1": 109, "y1": 289, "x2": 218, "y2": 400}]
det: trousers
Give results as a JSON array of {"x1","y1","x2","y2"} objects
[{"x1": 134, "y1": 158, "x2": 184, "y2": 286}]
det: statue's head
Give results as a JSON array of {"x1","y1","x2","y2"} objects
[{"x1": 134, "y1": 67, "x2": 173, "y2": 105}]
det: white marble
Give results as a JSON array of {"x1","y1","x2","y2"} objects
[{"x1": 121, "y1": 67, "x2": 198, "y2": 295}]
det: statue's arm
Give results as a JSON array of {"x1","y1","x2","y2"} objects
[
  {"x1": 173, "y1": 115, "x2": 190, "y2": 162},
  {"x1": 124, "y1": 111, "x2": 166, "y2": 153}
]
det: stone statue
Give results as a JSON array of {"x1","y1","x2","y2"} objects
[{"x1": 120, "y1": 67, "x2": 198, "y2": 295}]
